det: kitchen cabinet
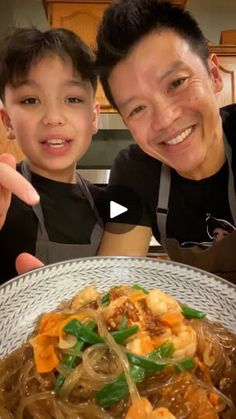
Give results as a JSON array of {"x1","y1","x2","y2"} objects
[
  {"x1": 43, "y1": 0, "x2": 113, "y2": 111},
  {"x1": 220, "y1": 30, "x2": 236, "y2": 44},
  {"x1": 43, "y1": 0, "x2": 186, "y2": 111},
  {"x1": 209, "y1": 45, "x2": 236, "y2": 107}
]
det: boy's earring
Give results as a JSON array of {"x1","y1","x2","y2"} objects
[
  {"x1": 0, "y1": 110, "x2": 16, "y2": 140},
  {"x1": 7, "y1": 127, "x2": 16, "y2": 140},
  {"x1": 93, "y1": 125, "x2": 98, "y2": 135},
  {"x1": 4, "y1": 123, "x2": 15, "y2": 140}
]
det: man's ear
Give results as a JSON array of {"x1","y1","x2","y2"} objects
[
  {"x1": 92, "y1": 101, "x2": 100, "y2": 135},
  {"x1": 208, "y1": 53, "x2": 223, "y2": 94},
  {"x1": 0, "y1": 108, "x2": 16, "y2": 140}
]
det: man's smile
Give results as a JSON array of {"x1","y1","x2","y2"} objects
[{"x1": 164, "y1": 126, "x2": 193, "y2": 146}]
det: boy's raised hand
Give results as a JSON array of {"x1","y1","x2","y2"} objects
[
  {"x1": 0, "y1": 153, "x2": 39, "y2": 229},
  {"x1": 0, "y1": 153, "x2": 43, "y2": 275},
  {"x1": 15, "y1": 252, "x2": 44, "y2": 275}
]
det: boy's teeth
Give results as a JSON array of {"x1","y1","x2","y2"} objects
[
  {"x1": 46, "y1": 139, "x2": 66, "y2": 147},
  {"x1": 166, "y1": 127, "x2": 192, "y2": 145}
]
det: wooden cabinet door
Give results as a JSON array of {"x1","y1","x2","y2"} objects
[
  {"x1": 47, "y1": 2, "x2": 113, "y2": 111},
  {"x1": 210, "y1": 45, "x2": 236, "y2": 108},
  {"x1": 217, "y1": 56, "x2": 236, "y2": 107},
  {"x1": 48, "y1": 3, "x2": 109, "y2": 50}
]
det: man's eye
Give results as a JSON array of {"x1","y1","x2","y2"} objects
[
  {"x1": 170, "y1": 77, "x2": 187, "y2": 90},
  {"x1": 66, "y1": 97, "x2": 83, "y2": 103},
  {"x1": 20, "y1": 97, "x2": 38, "y2": 105},
  {"x1": 129, "y1": 105, "x2": 145, "y2": 117}
]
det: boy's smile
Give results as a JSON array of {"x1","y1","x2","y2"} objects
[
  {"x1": 2, "y1": 55, "x2": 99, "y2": 182},
  {"x1": 108, "y1": 30, "x2": 225, "y2": 180}
]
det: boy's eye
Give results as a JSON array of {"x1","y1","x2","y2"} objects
[
  {"x1": 170, "y1": 77, "x2": 187, "y2": 90},
  {"x1": 129, "y1": 105, "x2": 146, "y2": 118},
  {"x1": 20, "y1": 97, "x2": 39, "y2": 105},
  {"x1": 66, "y1": 97, "x2": 83, "y2": 104}
]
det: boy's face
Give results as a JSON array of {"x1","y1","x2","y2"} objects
[
  {"x1": 108, "y1": 30, "x2": 224, "y2": 179},
  {"x1": 1, "y1": 55, "x2": 99, "y2": 181}
]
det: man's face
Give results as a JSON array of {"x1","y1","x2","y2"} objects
[
  {"x1": 108, "y1": 30, "x2": 224, "y2": 179},
  {"x1": 1, "y1": 55, "x2": 99, "y2": 181}
]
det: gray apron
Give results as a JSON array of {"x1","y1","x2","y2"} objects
[
  {"x1": 156, "y1": 133, "x2": 236, "y2": 283},
  {"x1": 21, "y1": 161, "x2": 103, "y2": 264}
]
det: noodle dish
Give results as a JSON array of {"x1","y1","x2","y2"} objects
[{"x1": 0, "y1": 283, "x2": 235, "y2": 418}]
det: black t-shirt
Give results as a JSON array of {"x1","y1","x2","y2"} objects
[
  {"x1": 0, "y1": 170, "x2": 106, "y2": 283},
  {"x1": 109, "y1": 104, "x2": 236, "y2": 244}
]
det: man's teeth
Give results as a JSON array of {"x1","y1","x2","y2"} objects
[
  {"x1": 166, "y1": 127, "x2": 192, "y2": 145},
  {"x1": 46, "y1": 139, "x2": 67, "y2": 147}
]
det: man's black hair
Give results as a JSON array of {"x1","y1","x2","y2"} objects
[{"x1": 96, "y1": 0, "x2": 209, "y2": 109}]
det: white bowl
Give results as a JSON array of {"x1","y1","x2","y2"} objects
[{"x1": 0, "y1": 256, "x2": 235, "y2": 357}]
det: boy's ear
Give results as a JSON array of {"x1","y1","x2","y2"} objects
[
  {"x1": 208, "y1": 53, "x2": 223, "y2": 94},
  {"x1": 92, "y1": 101, "x2": 100, "y2": 135},
  {"x1": 0, "y1": 108, "x2": 16, "y2": 140}
]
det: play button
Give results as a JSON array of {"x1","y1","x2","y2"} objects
[
  {"x1": 110, "y1": 200, "x2": 128, "y2": 219},
  {"x1": 95, "y1": 185, "x2": 145, "y2": 234}
]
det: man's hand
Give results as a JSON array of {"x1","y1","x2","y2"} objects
[{"x1": 0, "y1": 153, "x2": 39, "y2": 229}]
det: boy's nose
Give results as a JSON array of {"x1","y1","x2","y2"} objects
[{"x1": 42, "y1": 106, "x2": 66, "y2": 126}]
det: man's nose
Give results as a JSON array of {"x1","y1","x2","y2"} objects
[
  {"x1": 42, "y1": 104, "x2": 66, "y2": 126},
  {"x1": 151, "y1": 98, "x2": 181, "y2": 132}
]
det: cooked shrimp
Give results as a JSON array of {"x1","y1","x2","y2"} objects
[
  {"x1": 125, "y1": 397, "x2": 176, "y2": 419},
  {"x1": 126, "y1": 331, "x2": 155, "y2": 355},
  {"x1": 125, "y1": 397, "x2": 152, "y2": 418},
  {"x1": 148, "y1": 407, "x2": 176, "y2": 418},
  {"x1": 126, "y1": 323, "x2": 196, "y2": 360},
  {"x1": 146, "y1": 290, "x2": 181, "y2": 316},
  {"x1": 170, "y1": 323, "x2": 197, "y2": 360},
  {"x1": 71, "y1": 286, "x2": 99, "y2": 309}
]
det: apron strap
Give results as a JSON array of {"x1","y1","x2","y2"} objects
[
  {"x1": 156, "y1": 163, "x2": 171, "y2": 243},
  {"x1": 223, "y1": 132, "x2": 236, "y2": 225},
  {"x1": 156, "y1": 131, "x2": 236, "y2": 243},
  {"x1": 76, "y1": 172, "x2": 103, "y2": 227}
]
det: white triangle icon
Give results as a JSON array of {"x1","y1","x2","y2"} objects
[{"x1": 110, "y1": 200, "x2": 128, "y2": 219}]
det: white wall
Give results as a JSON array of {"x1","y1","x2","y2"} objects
[
  {"x1": 11, "y1": 0, "x2": 48, "y2": 30},
  {"x1": 186, "y1": 0, "x2": 236, "y2": 44},
  {"x1": 0, "y1": 0, "x2": 48, "y2": 39}
]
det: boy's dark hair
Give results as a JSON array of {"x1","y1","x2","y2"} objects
[
  {"x1": 96, "y1": 0, "x2": 209, "y2": 109},
  {"x1": 0, "y1": 27, "x2": 97, "y2": 101}
]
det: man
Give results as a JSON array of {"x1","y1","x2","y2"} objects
[{"x1": 96, "y1": 0, "x2": 236, "y2": 282}]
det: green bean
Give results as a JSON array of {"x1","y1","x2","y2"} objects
[
  {"x1": 132, "y1": 284, "x2": 149, "y2": 294},
  {"x1": 55, "y1": 320, "x2": 96, "y2": 395},
  {"x1": 64, "y1": 319, "x2": 139, "y2": 345},
  {"x1": 96, "y1": 341, "x2": 174, "y2": 407},
  {"x1": 182, "y1": 306, "x2": 206, "y2": 319}
]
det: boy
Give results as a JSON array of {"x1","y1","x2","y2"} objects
[
  {"x1": 0, "y1": 27, "x2": 104, "y2": 283},
  {"x1": 96, "y1": 0, "x2": 236, "y2": 282}
]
